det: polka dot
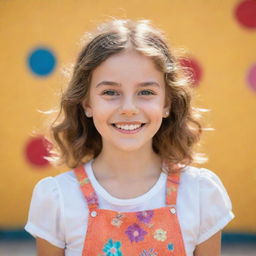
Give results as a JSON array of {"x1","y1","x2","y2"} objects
[
  {"x1": 27, "y1": 47, "x2": 56, "y2": 76},
  {"x1": 235, "y1": 0, "x2": 256, "y2": 29},
  {"x1": 247, "y1": 63, "x2": 256, "y2": 92},
  {"x1": 25, "y1": 136, "x2": 51, "y2": 167},
  {"x1": 179, "y1": 57, "x2": 202, "y2": 86}
]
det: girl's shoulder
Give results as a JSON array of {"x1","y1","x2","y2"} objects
[
  {"x1": 181, "y1": 165, "x2": 220, "y2": 178},
  {"x1": 29, "y1": 169, "x2": 80, "y2": 209},
  {"x1": 180, "y1": 165, "x2": 232, "y2": 202},
  {"x1": 32, "y1": 169, "x2": 77, "y2": 190},
  {"x1": 180, "y1": 166, "x2": 234, "y2": 244},
  {"x1": 24, "y1": 172, "x2": 76, "y2": 247},
  {"x1": 180, "y1": 165, "x2": 228, "y2": 189},
  {"x1": 25, "y1": 169, "x2": 82, "y2": 239}
]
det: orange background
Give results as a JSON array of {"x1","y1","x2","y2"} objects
[{"x1": 0, "y1": 0, "x2": 255, "y2": 232}]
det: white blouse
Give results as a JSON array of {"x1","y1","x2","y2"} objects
[{"x1": 25, "y1": 160, "x2": 235, "y2": 256}]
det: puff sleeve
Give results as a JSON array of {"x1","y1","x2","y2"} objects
[
  {"x1": 24, "y1": 177, "x2": 66, "y2": 248},
  {"x1": 197, "y1": 168, "x2": 235, "y2": 244}
]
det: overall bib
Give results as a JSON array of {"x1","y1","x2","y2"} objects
[{"x1": 74, "y1": 165, "x2": 186, "y2": 256}]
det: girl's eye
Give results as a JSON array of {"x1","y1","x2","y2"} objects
[
  {"x1": 101, "y1": 90, "x2": 119, "y2": 96},
  {"x1": 139, "y1": 90, "x2": 155, "y2": 96}
]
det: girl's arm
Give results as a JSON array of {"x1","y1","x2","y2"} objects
[
  {"x1": 194, "y1": 231, "x2": 222, "y2": 256},
  {"x1": 36, "y1": 237, "x2": 65, "y2": 256}
]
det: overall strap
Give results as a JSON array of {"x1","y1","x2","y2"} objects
[
  {"x1": 73, "y1": 165, "x2": 99, "y2": 210},
  {"x1": 165, "y1": 172, "x2": 180, "y2": 207}
]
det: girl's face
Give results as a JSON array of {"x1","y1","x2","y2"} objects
[{"x1": 84, "y1": 49, "x2": 170, "y2": 153}]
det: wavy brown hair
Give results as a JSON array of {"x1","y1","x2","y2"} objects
[{"x1": 45, "y1": 19, "x2": 208, "y2": 171}]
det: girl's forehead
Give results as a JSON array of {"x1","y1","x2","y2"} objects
[
  {"x1": 97, "y1": 49, "x2": 156, "y2": 67},
  {"x1": 90, "y1": 50, "x2": 165, "y2": 85}
]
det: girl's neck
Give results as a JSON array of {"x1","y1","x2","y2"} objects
[{"x1": 92, "y1": 144, "x2": 162, "y2": 182}]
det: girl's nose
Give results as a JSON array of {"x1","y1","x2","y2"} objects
[{"x1": 119, "y1": 97, "x2": 139, "y2": 116}]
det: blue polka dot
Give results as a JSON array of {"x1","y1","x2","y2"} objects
[
  {"x1": 28, "y1": 47, "x2": 56, "y2": 77},
  {"x1": 167, "y1": 243, "x2": 174, "y2": 251}
]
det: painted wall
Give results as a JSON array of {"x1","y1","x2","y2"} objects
[{"x1": 0, "y1": 0, "x2": 255, "y2": 232}]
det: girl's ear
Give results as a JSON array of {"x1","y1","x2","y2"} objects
[
  {"x1": 163, "y1": 107, "x2": 170, "y2": 118},
  {"x1": 163, "y1": 85, "x2": 171, "y2": 118},
  {"x1": 163, "y1": 99, "x2": 171, "y2": 118},
  {"x1": 82, "y1": 100, "x2": 92, "y2": 118}
]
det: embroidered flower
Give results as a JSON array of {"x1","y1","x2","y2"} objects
[
  {"x1": 116, "y1": 213, "x2": 125, "y2": 219},
  {"x1": 102, "y1": 239, "x2": 122, "y2": 256},
  {"x1": 136, "y1": 210, "x2": 154, "y2": 224},
  {"x1": 125, "y1": 224, "x2": 147, "y2": 242},
  {"x1": 86, "y1": 191, "x2": 98, "y2": 205},
  {"x1": 111, "y1": 218, "x2": 123, "y2": 227},
  {"x1": 167, "y1": 243, "x2": 174, "y2": 251},
  {"x1": 167, "y1": 185, "x2": 176, "y2": 196},
  {"x1": 139, "y1": 248, "x2": 158, "y2": 256},
  {"x1": 146, "y1": 223, "x2": 154, "y2": 229},
  {"x1": 79, "y1": 177, "x2": 90, "y2": 186},
  {"x1": 111, "y1": 213, "x2": 125, "y2": 227},
  {"x1": 153, "y1": 229, "x2": 167, "y2": 241}
]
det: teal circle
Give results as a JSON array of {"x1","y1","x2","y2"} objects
[{"x1": 28, "y1": 47, "x2": 56, "y2": 76}]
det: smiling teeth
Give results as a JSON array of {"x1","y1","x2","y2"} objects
[{"x1": 115, "y1": 124, "x2": 142, "y2": 130}]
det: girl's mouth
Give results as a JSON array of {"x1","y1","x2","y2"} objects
[{"x1": 111, "y1": 123, "x2": 146, "y2": 134}]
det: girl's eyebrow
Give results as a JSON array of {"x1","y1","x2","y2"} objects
[
  {"x1": 96, "y1": 81, "x2": 121, "y2": 87},
  {"x1": 96, "y1": 80, "x2": 160, "y2": 88}
]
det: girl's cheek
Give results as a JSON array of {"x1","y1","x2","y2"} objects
[
  {"x1": 139, "y1": 99, "x2": 164, "y2": 110},
  {"x1": 92, "y1": 95, "x2": 119, "y2": 105},
  {"x1": 93, "y1": 101, "x2": 120, "y2": 114}
]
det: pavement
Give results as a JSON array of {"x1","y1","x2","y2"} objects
[{"x1": 0, "y1": 240, "x2": 256, "y2": 256}]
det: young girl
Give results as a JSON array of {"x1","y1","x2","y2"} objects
[{"x1": 25, "y1": 19, "x2": 234, "y2": 256}]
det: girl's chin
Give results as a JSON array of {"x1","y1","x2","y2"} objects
[{"x1": 102, "y1": 139, "x2": 153, "y2": 153}]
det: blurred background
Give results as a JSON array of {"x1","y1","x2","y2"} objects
[{"x1": 0, "y1": 0, "x2": 256, "y2": 255}]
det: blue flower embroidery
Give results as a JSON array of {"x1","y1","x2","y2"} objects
[
  {"x1": 167, "y1": 243, "x2": 174, "y2": 251},
  {"x1": 102, "y1": 239, "x2": 123, "y2": 256}
]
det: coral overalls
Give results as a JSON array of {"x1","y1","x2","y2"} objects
[{"x1": 74, "y1": 165, "x2": 186, "y2": 256}]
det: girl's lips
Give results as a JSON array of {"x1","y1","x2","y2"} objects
[
  {"x1": 111, "y1": 123, "x2": 146, "y2": 134},
  {"x1": 113, "y1": 121, "x2": 144, "y2": 125}
]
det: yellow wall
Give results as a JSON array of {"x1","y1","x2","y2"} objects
[{"x1": 1, "y1": 0, "x2": 255, "y2": 232}]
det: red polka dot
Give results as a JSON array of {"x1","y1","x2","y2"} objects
[
  {"x1": 235, "y1": 0, "x2": 256, "y2": 29},
  {"x1": 247, "y1": 63, "x2": 256, "y2": 91},
  {"x1": 25, "y1": 136, "x2": 51, "y2": 167},
  {"x1": 179, "y1": 57, "x2": 202, "y2": 86}
]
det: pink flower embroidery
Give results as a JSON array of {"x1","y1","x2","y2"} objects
[{"x1": 86, "y1": 191, "x2": 98, "y2": 205}]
